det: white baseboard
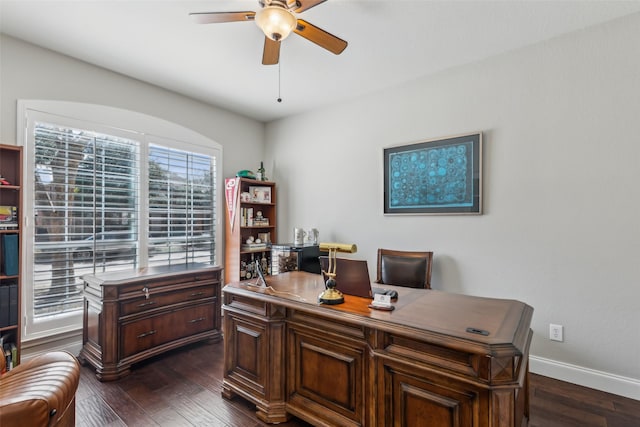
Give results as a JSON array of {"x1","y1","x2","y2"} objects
[
  {"x1": 529, "y1": 355, "x2": 640, "y2": 401},
  {"x1": 21, "y1": 329, "x2": 83, "y2": 362}
]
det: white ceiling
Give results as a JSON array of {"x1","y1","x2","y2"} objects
[{"x1": 2, "y1": 1, "x2": 640, "y2": 122}]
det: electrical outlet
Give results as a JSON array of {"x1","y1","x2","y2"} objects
[{"x1": 549, "y1": 324, "x2": 564, "y2": 342}]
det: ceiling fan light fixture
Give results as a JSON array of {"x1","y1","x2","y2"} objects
[{"x1": 255, "y1": 5, "x2": 297, "y2": 41}]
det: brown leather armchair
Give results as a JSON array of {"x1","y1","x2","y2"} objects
[
  {"x1": 0, "y1": 350, "x2": 80, "y2": 427},
  {"x1": 376, "y1": 248, "x2": 434, "y2": 289}
]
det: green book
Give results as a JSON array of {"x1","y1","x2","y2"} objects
[{"x1": 1, "y1": 234, "x2": 19, "y2": 276}]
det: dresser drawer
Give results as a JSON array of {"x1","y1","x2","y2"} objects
[
  {"x1": 120, "y1": 284, "x2": 217, "y2": 316},
  {"x1": 114, "y1": 270, "x2": 219, "y2": 302},
  {"x1": 120, "y1": 302, "x2": 216, "y2": 358}
]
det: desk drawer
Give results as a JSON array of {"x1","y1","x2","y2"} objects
[
  {"x1": 120, "y1": 284, "x2": 216, "y2": 316},
  {"x1": 120, "y1": 302, "x2": 215, "y2": 358}
]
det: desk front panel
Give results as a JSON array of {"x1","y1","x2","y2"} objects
[
  {"x1": 286, "y1": 311, "x2": 369, "y2": 427},
  {"x1": 222, "y1": 300, "x2": 289, "y2": 424}
]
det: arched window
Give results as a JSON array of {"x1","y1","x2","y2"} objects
[{"x1": 18, "y1": 101, "x2": 222, "y2": 342}]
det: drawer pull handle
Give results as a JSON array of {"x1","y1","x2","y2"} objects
[
  {"x1": 190, "y1": 292, "x2": 205, "y2": 297},
  {"x1": 137, "y1": 301, "x2": 156, "y2": 308},
  {"x1": 189, "y1": 317, "x2": 206, "y2": 323},
  {"x1": 137, "y1": 330, "x2": 157, "y2": 339},
  {"x1": 142, "y1": 287, "x2": 150, "y2": 299}
]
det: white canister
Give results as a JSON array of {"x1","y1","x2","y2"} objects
[
  {"x1": 293, "y1": 228, "x2": 306, "y2": 245},
  {"x1": 307, "y1": 228, "x2": 319, "y2": 245}
]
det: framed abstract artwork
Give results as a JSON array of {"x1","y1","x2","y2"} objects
[{"x1": 384, "y1": 132, "x2": 482, "y2": 215}]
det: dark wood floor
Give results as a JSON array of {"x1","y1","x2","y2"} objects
[{"x1": 76, "y1": 341, "x2": 640, "y2": 427}]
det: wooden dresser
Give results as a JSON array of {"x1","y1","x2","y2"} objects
[
  {"x1": 80, "y1": 263, "x2": 222, "y2": 381},
  {"x1": 222, "y1": 272, "x2": 533, "y2": 427}
]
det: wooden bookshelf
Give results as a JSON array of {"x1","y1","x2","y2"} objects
[
  {"x1": 0, "y1": 144, "x2": 22, "y2": 370},
  {"x1": 224, "y1": 178, "x2": 276, "y2": 282}
]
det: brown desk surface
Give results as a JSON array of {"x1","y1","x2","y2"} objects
[{"x1": 223, "y1": 271, "x2": 533, "y2": 354}]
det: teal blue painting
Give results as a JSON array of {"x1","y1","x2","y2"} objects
[{"x1": 384, "y1": 133, "x2": 482, "y2": 214}]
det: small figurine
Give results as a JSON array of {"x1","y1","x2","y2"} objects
[
  {"x1": 0, "y1": 175, "x2": 10, "y2": 185},
  {"x1": 240, "y1": 260, "x2": 248, "y2": 280}
]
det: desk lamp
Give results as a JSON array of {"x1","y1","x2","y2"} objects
[{"x1": 318, "y1": 242, "x2": 357, "y2": 305}]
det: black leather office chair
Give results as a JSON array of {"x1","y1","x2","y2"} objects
[{"x1": 376, "y1": 248, "x2": 433, "y2": 289}]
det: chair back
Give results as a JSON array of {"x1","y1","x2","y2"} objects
[{"x1": 376, "y1": 248, "x2": 433, "y2": 289}]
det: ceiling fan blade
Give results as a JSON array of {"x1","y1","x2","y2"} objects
[
  {"x1": 293, "y1": 0, "x2": 328, "y2": 13},
  {"x1": 189, "y1": 11, "x2": 255, "y2": 24},
  {"x1": 294, "y1": 19, "x2": 347, "y2": 55},
  {"x1": 262, "y1": 37, "x2": 281, "y2": 65}
]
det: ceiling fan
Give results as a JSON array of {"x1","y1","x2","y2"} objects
[{"x1": 190, "y1": 0, "x2": 348, "y2": 65}]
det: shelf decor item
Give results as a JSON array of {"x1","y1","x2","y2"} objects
[
  {"x1": 257, "y1": 161, "x2": 267, "y2": 181},
  {"x1": 384, "y1": 132, "x2": 482, "y2": 215},
  {"x1": 0, "y1": 206, "x2": 18, "y2": 230},
  {"x1": 225, "y1": 177, "x2": 240, "y2": 232},
  {"x1": 236, "y1": 169, "x2": 256, "y2": 179},
  {"x1": 249, "y1": 186, "x2": 271, "y2": 203}
]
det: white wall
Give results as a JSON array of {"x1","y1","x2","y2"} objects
[
  {"x1": 264, "y1": 13, "x2": 640, "y2": 399},
  {"x1": 0, "y1": 35, "x2": 265, "y2": 179}
]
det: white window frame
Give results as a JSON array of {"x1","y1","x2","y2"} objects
[{"x1": 17, "y1": 101, "x2": 223, "y2": 342}]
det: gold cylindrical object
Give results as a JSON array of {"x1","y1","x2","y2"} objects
[{"x1": 319, "y1": 242, "x2": 357, "y2": 253}]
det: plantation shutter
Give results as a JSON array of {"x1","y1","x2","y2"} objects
[
  {"x1": 147, "y1": 144, "x2": 216, "y2": 266},
  {"x1": 32, "y1": 122, "x2": 139, "y2": 317}
]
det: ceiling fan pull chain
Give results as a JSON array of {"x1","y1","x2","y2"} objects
[{"x1": 277, "y1": 62, "x2": 283, "y2": 103}]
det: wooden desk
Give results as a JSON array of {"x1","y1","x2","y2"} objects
[{"x1": 222, "y1": 272, "x2": 533, "y2": 427}]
